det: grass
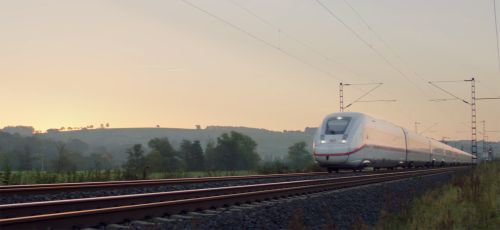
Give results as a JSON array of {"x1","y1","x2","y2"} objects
[
  {"x1": 0, "y1": 170, "x2": 122, "y2": 185},
  {"x1": 377, "y1": 162, "x2": 500, "y2": 230},
  {"x1": 0, "y1": 169, "x2": 269, "y2": 185},
  {"x1": 0, "y1": 161, "x2": 321, "y2": 185}
]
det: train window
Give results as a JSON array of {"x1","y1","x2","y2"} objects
[{"x1": 325, "y1": 117, "x2": 351, "y2": 134}]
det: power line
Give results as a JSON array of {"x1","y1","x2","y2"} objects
[
  {"x1": 181, "y1": 0, "x2": 342, "y2": 81},
  {"x1": 428, "y1": 81, "x2": 470, "y2": 104},
  {"x1": 357, "y1": 99, "x2": 397, "y2": 103},
  {"x1": 342, "y1": 0, "x2": 462, "y2": 105},
  {"x1": 342, "y1": 0, "x2": 429, "y2": 84},
  {"x1": 345, "y1": 83, "x2": 382, "y2": 109},
  {"x1": 314, "y1": 0, "x2": 424, "y2": 93},
  {"x1": 493, "y1": 0, "x2": 500, "y2": 74},
  {"x1": 226, "y1": 0, "x2": 374, "y2": 84},
  {"x1": 315, "y1": 0, "x2": 456, "y2": 127},
  {"x1": 341, "y1": 0, "x2": 487, "y2": 136}
]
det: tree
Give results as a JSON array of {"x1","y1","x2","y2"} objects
[
  {"x1": 211, "y1": 131, "x2": 260, "y2": 171},
  {"x1": 124, "y1": 144, "x2": 146, "y2": 179},
  {"x1": 287, "y1": 141, "x2": 313, "y2": 171},
  {"x1": 180, "y1": 140, "x2": 205, "y2": 171},
  {"x1": 204, "y1": 140, "x2": 217, "y2": 170},
  {"x1": 53, "y1": 143, "x2": 77, "y2": 173},
  {"x1": 147, "y1": 138, "x2": 182, "y2": 173},
  {"x1": 1, "y1": 155, "x2": 12, "y2": 184},
  {"x1": 17, "y1": 145, "x2": 33, "y2": 170},
  {"x1": 87, "y1": 153, "x2": 112, "y2": 171}
]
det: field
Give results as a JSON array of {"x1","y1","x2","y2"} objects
[{"x1": 377, "y1": 162, "x2": 500, "y2": 229}]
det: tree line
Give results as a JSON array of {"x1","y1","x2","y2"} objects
[
  {"x1": 0, "y1": 130, "x2": 316, "y2": 183},
  {"x1": 123, "y1": 131, "x2": 263, "y2": 179},
  {"x1": 0, "y1": 131, "x2": 113, "y2": 172},
  {"x1": 123, "y1": 131, "x2": 315, "y2": 179}
]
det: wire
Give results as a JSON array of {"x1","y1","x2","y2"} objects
[
  {"x1": 339, "y1": 0, "x2": 478, "y2": 134},
  {"x1": 226, "y1": 0, "x2": 373, "y2": 84},
  {"x1": 428, "y1": 82, "x2": 470, "y2": 104},
  {"x1": 429, "y1": 80, "x2": 467, "y2": 83},
  {"x1": 181, "y1": 0, "x2": 342, "y2": 81},
  {"x1": 493, "y1": 0, "x2": 500, "y2": 74},
  {"x1": 315, "y1": 0, "x2": 452, "y2": 128},
  {"x1": 342, "y1": 0, "x2": 429, "y2": 83},
  {"x1": 345, "y1": 83, "x2": 382, "y2": 109},
  {"x1": 314, "y1": 0, "x2": 425, "y2": 93}
]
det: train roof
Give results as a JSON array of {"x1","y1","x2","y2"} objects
[{"x1": 323, "y1": 112, "x2": 369, "y2": 119}]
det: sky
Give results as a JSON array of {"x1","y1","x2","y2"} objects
[{"x1": 1, "y1": 0, "x2": 499, "y2": 141}]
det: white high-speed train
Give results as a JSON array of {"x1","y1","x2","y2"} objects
[{"x1": 312, "y1": 112, "x2": 475, "y2": 172}]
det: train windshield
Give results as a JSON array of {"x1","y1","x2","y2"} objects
[{"x1": 325, "y1": 117, "x2": 351, "y2": 135}]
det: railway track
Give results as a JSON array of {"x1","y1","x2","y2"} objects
[
  {"x1": 0, "y1": 166, "x2": 468, "y2": 229},
  {"x1": 0, "y1": 172, "x2": 327, "y2": 196}
]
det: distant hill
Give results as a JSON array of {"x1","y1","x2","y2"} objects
[
  {"x1": 39, "y1": 127, "x2": 499, "y2": 164},
  {"x1": 41, "y1": 126, "x2": 316, "y2": 163}
]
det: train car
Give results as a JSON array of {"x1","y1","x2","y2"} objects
[{"x1": 312, "y1": 112, "x2": 474, "y2": 172}]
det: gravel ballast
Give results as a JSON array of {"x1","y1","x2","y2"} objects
[
  {"x1": 1, "y1": 172, "x2": 373, "y2": 204},
  {"x1": 113, "y1": 171, "x2": 458, "y2": 230}
]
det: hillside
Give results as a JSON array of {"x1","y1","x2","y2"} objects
[
  {"x1": 29, "y1": 127, "x2": 500, "y2": 164},
  {"x1": 41, "y1": 126, "x2": 316, "y2": 162}
]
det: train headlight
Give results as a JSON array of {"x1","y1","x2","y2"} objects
[
  {"x1": 320, "y1": 140, "x2": 326, "y2": 144},
  {"x1": 341, "y1": 139, "x2": 347, "y2": 144}
]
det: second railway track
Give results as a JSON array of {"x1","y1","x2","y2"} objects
[
  {"x1": 0, "y1": 166, "x2": 468, "y2": 229},
  {"x1": 0, "y1": 172, "x2": 328, "y2": 196}
]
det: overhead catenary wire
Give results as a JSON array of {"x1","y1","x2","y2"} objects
[
  {"x1": 493, "y1": 0, "x2": 500, "y2": 74},
  {"x1": 315, "y1": 0, "x2": 457, "y2": 137},
  {"x1": 341, "y1": 0, "x2": 461, "y2": 122},
  {"x1": 342, "y1": 1, "x2": 491, "y2": 143},
  {"x1": 181, "y1": 0, "x2": 342, "y2": 81},
  {"x1": 428, "y1": 81, "x2": 470, "y2": 104},
  {"x1": 344, "y1": 83, "x2": 383, "y2": 109},
  {"x1": 227, "y1": 0, "x2": 369, "y2": 83},
  {"x1": 342, "y1": 0, "x2": 431, "y2": 85},
  {"x1": 183, "y1": 0, "x2": 485, "y2": 142},
  {"x1": 314, "y1": 0, "x2": 425, "y2": 94}
]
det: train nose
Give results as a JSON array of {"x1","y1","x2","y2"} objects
[{"x1": 313, "y1": 144, "x2": 350, "y2": 164}]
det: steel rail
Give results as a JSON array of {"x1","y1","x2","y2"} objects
[
  {"x1": 0, "y1": 168, "x2": 448, "y2": 218},
  {"x1": 0, "y1": 172, "x2": 327, "y2": 195},
  {"x1": 0, "y1": 167, "x2": 467, "y2": 229}
]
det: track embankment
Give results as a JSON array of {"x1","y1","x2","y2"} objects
[{"x1": 0, "y1": 166, "x2": 468, "y2": 230}]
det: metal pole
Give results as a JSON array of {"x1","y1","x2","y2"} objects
[
  {"x1": 339, "y1": 82, "x2": 344, "y2": 112},
  {"x1": 430, "y1": 77, "x2": 500, "y2": 159},
  {"x1": 481, "y1": 120, "x2": 486, "y2": 160},
  {"x1": 470, "y1": 78, "x2": 477, "y2": 159}
]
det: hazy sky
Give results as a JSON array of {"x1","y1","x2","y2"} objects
[{"x1": 1, "y1": 0, "x2": 499, "y2": 140}]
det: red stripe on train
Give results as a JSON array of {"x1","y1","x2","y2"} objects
[{"x1": 313, "y1": 144, "x2": 367, "y2": 156}]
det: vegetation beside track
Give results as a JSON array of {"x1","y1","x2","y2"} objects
[
  {"x1": 377, "y1": 162, "x2": 500, "y2": 229},
  {"x1": 1, "y1": 130, "x2": 318, "y2": 185},
  {"x1": 0, "y1": 167, "x2": 320, "y2": 185},
  {"x1": 0, "y1": 170, "x2": 245, "y2": 185}
]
